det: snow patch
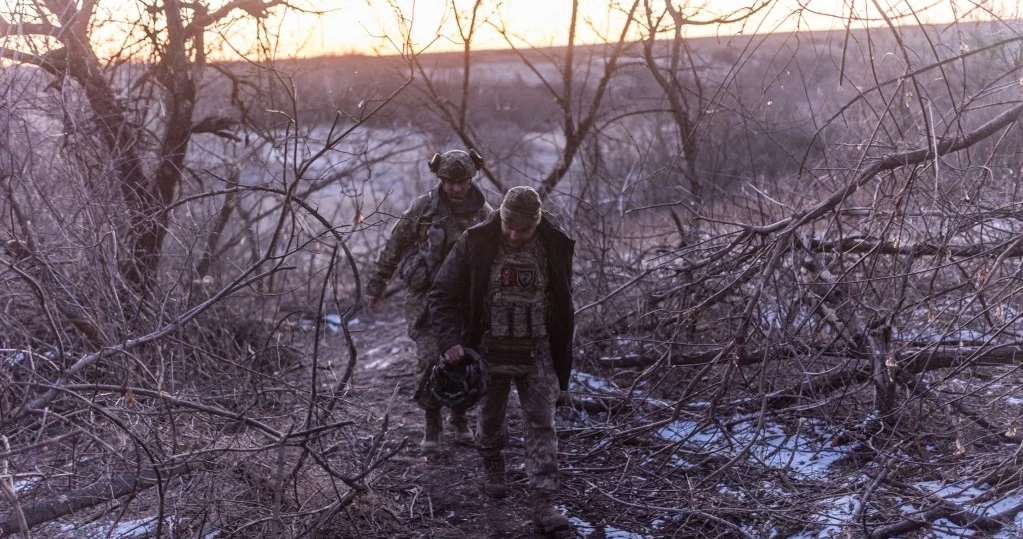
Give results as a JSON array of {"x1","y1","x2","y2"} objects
[
  {"x1": 365, "y1": 356, "x2": 397, "y2": 370},
  {"x1": 323, "y1": 313, "x2": 342, "y2": 333},
  {"x1": 12, "y1": 476, "x2": 41, "y2": 492},
  {"x1": 904, "y1": 480, "x2": 1023, "y2": 538},
  {"x1": 656, "y1": 419, "x2": 851, "y2": 479},
  {"x1": 569, "y1": 511, "x2": 653, "y2": 539},
  {"x1": 3, "y1": 351, "x2": 26, "y2": 367},
  {"x1": 62, "y1": 516, "x2": 188, "y2": 539},
  {"x1": 804, "y1": 495, "x2": 860, "y2": 538},
  {"x1": 571, "y1": 371, "x2": 620, "y2": 393}
]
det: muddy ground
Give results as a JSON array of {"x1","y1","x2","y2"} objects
[{"x1": 335, "y1": 301, "x2": 615, "y2": 539}]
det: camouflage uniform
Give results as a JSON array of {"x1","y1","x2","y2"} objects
[
  {"x1": 476, "y1": 238, "x2": 560, "y2": 491},
  {"x1": 365, "y1": 183, "x2": 492, "y2": 409},
  {"x1": 430, "y1": 205, "x2": 575, "y2": 495}
]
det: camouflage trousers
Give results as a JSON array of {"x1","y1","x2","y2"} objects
[
  {"x1": 476, "y1": 342, "x2": 560, "y2": 492},
  {"x1": 412, "y1": 333, "x2": 444, "y2": 411}
]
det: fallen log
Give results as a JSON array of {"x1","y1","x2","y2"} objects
[
  {"x1": 596, "y1": 343, "x2": 1023, "y2": 373},
  {"x1": 595, "y1": 343, "x2": 826, "y2": 369},
  {"x1": 806, "y1": 237, "x2": 1023, "y2": 259},
  {"x1": 0, "y1": 461, "x2": 197, "y2": 538},
  {"x1": 867, "y1": 503, "x2": 1006, "y2": 539},
  {"x1": 899, "y1": 344, "x2": 1023, "y2": 372},
  {"x1": 867, "y1": 479, "x2": 1011, "y2": 539},
  {"x1": 764, "y1": 364, "x2": 872, "y2": 409}
]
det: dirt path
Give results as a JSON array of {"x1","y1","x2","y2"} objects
[{"x1": 336, "y1": 302, "x2": 579, "y2": 539}]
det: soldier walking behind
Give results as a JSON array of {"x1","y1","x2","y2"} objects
[
  {"x1": 364, "y1": 149, "x2": 493, "y2": 454},
  {"x1": 428, "y1": 186, "x2": 575, "y2": 534}
]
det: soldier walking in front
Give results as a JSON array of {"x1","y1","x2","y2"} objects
[
  {"x1": 429, "y1": 186, "x2": 575, "y2": 533},
  {"x1": 365, "y1": 149, "x2": 493, "y2": 454}
]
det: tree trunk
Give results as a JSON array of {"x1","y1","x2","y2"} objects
[{"x1": 0, "y1": 461, "x2": 197, "y2": 538}]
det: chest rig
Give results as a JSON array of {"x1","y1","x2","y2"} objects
[
  {"x1": 401, "y1": 197, "x2": 486, "y2": 292},
  {"x1": 436, "y1": 209, "x2": 480, "y2": 255},
  {"x1": 482, "y1": 239, "x2": 548, "y2": 368}
]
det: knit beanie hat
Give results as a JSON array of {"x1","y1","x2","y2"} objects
[{"x1": 500, "y1": 186, "x2": 542, "y2": 230}]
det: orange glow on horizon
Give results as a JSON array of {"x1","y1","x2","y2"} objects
[
  {"x1": 3, "y1": 1, "x2": 1001, "y2": 61},
  {"x1": 268, "y1": 0, "x2": 981, "y2": 59}
]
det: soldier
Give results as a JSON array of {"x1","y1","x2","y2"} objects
[
  {"x1": 428, "y1": 186, "x2": 575, "y2": 534},
  {"x1": 364, "y1": 149, "x2": 493, "y2": 455}
]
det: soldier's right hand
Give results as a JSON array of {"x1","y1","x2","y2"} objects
[
  {"x1": 364, "y1": 295, "x2": 381, "y2": 310},
  {"x1": 442, "y1": 345, "x2": 465, "y2": 365}
]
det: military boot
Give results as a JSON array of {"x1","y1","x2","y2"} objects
[
  {"x1": 481, "y1": 455, "x2": 508, "y2": 498},
  {"x1": 421, "y1": 409, "x2": 442, "y2": 455},
  {"x1": 450, "y1": 411, "x2": 475, "y2": 445},
  {"x1": 530, "y1": 490, "x2": 569, "y2": 534}
]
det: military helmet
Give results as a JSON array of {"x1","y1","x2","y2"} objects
[
  {"x1": 427, "y1": 347, "x2": 489, "y2": 411},
  {"x1": 428, "y1": 149, "x2": 484, "y2": 181}
]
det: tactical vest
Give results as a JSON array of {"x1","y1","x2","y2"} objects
[
  {"x1": 481, "y1": 239, "x2": 548, "y2": 374},
  {"x1": 427, "y1": 204, "x2": 482, "y2": 276},
  {"x1": 400, "y1": 195, "x2": 487, "y2": 291}
]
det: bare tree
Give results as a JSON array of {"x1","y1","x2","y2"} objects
[
  {"x1": 405, "y1": 0, "x2": 641, "y2": 199},
  {"x1": 0, "y1": 0, "x2": 305, "y2": 295},
  {"x1": 638, "y1": 0, "x2": 771, "y2": 211},
  {"x1": 565, "y1": 5, "x2": 1023, "y2": 536},
  {"x1": 7, "y1": 0, "x2": 1023, "y2": 537},
  {"x1": 0, "y1": 2, "x2": 419, "y2": 537}
]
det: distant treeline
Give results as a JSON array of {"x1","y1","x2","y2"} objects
[{"x1": 193, "y1": 19, "x2": 1018, "y2": 194}]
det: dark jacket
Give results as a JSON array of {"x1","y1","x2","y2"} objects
[{"x1": 429, "y1": 211, "x2": 575, "y2": 390}]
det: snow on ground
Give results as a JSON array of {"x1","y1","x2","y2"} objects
[
  {"x1": 60, "y1": 516, "x2": 195, "y2": 539},
  {"x1": 323, "y1": 313, "x2": 344, "y2": 332},
  {"x1": 893, "y1": 326, "x2": 993, "y2": 344},
  {"x1": 12, "y1": 476, "x2": 41, "y2": 492},
  {"x1": 904, "y1": 480, "x2": 1023, "y2": 538},
  {"x1": 361, "y1": 330, "x2": 404, "y2": 371},
  {"x1": 2, "y1": 350, "x2": 26, "y2": 367},
  {"x1": 655, "y1": 418, "x2": 851, "y2": 480},
  {"x1": 569, "y1": 511, "x2": 654, "y2": 539},
  {"x1": 364, "y1": 356, "x2": 398, "y2": 370},
  {"x1": 571, "y1": 371, "x2": 621, "y2": 393},
  {"x1": 575, "y1": 369, "x2": 1023, "y2": 538},
  {"x1": 993, "y1": 512, "x2": 1023, "y2": 539},
  {"x1": 784, "y1": 494, "x2": 861, "y2": 539}
]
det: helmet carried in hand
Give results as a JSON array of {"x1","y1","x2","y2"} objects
[{"x1": 427, "y1": 347, "x2": 489, "y2": 412}]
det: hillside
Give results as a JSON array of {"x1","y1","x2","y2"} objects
[{"x1": 5, "y1": 12, "x2": 1023, "y2": 539}]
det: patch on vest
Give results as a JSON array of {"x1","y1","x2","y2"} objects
[
  {"x1": 499, "y1": 264, "x2": 538, "y2": 289},
  {"x1": 517, "y1": 268, "x2": 535, "y2": 288}
]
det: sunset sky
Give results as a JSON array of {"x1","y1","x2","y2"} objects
[
  {"x1": 267, "y1": 0, "x2": 996, "y2": 58},
  {"x1": 32, "y1": 0, "x2": 1014, "y2": 60}
]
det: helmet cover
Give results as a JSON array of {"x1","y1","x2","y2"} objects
[{"x1": 428, "y1": 149, "x2": 484, "y2": 181}]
